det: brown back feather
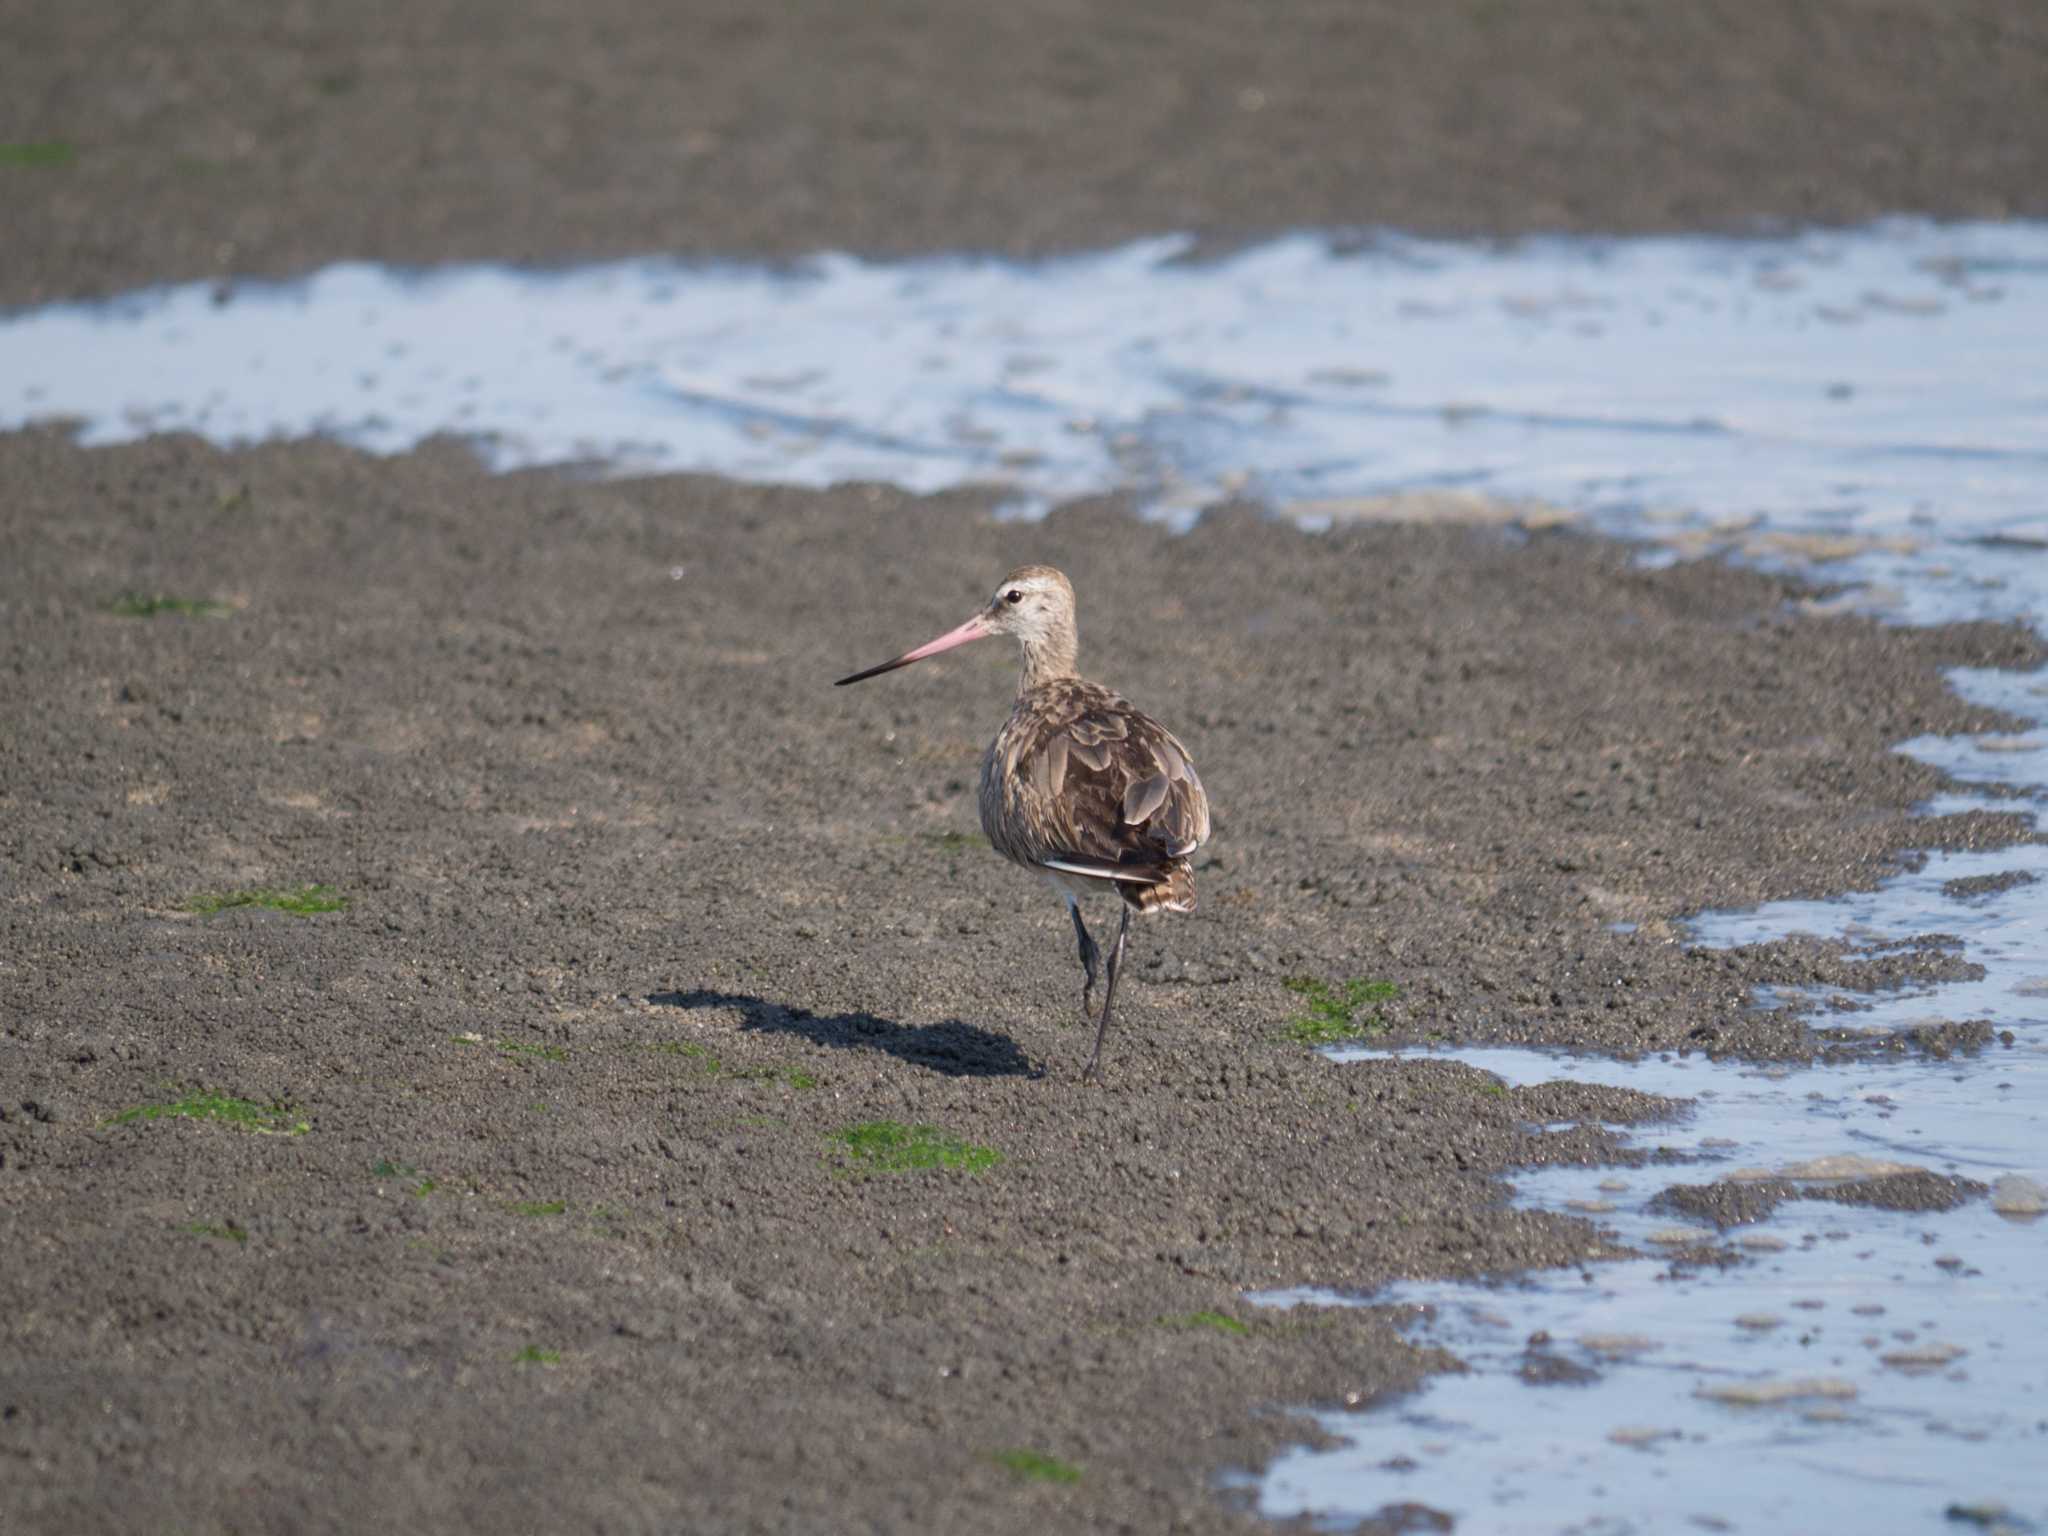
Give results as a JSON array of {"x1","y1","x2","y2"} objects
[{"x1": 980, "y1": 679, "x2": 1210, "y2": 906}]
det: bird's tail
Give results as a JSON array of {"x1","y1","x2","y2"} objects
[{"x1": 1122, "y1": 860, "x2": 1195, "y2": 914}]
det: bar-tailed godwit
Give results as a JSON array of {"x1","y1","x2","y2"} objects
[{"x1": 836, "y1": 566, "x2": 1210, "y2": 1078}]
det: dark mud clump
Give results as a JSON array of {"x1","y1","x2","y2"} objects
[
  {"x1": 1357, "y1": 1501, "x2": 1457, "y2": 1534},
  {"x1": 1651, "y1": 1172, "x2": 1990, "y2": 1228},
  {"x1": 1817, "y1": 1018, "x2": 1998, "y2": 1062},
  {"x1": 1715, "y1": 934, "x2": 1987, "y2": 1005},
  {"x1": 1516, "y1": 1347, "x2": 1601, "y2": 1388},
  {"x1": 1507, "y1": 1081, "x2": 1687, "y2": 1129},
  {"x1": 1821, "y1": 1171, "x2": 1990, "y2": 1213},
  {"x1": 1942, "y1": 869, "x2": 2040, "y2": 902}
]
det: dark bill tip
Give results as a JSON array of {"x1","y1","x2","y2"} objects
[
  {"x1": 832, "y1": 612, "x2": 992, "y2": 686},
  {"x1": 833, "y1": 653, "x2": 918, "y2": 686}
]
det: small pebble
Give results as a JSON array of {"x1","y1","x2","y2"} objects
[
  {"x1": 1647, "y1": 1226, "x2": 1717, "y2": 1247},
  {"x1": 1607, "y1": 1425, "x2": 1678, "y2": 1447},
  {"x1": 1734, "y1": 1313, "x2": 1783, "y2": 1331},
  {"x1": 1580, "y1": 1333, "x2": 1659, "y2": 1357},
  {"x1": 1736, "y1": 1232, "x2": 1788, "y2": 1252},
  {"x1": 1946, "y1": 1500, "x2": 2011, "y2": 1529},
  {"x1": 1778, "y1": 1154, "x2": 1920, "y2": 1181},
  {"x1": 1882, "y1": 1341, "x2": 1967, "y2": 1371},
  {"x1": 1696, "y1": 1376, "x2": 1857, "y2": 1405},
  {"x1": 1989, "y1": 1174, "x2": 2046, "y2": 1218}
]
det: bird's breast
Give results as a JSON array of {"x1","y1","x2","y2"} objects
[{"x1": 977, "y1": 722, "x2": 1030, "y2": 866}]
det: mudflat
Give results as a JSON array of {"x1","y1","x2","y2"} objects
[
  {"x1": 3, "y1": 433, "x2": 2039, "y2": 1531},
  {"x1": 6, "y1": 3, "x2": 2048, "y2": 1532},
  {"x1": 5, "y1": 0, "x2": 2048, "y2": 305}
]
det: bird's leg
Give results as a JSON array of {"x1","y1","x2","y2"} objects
[
  {"x1": 1083, "y1": 904, "x2": 1132, "y2": 1081},
  {"x1": 1068, "y1": 894, "x2": 1102, "y2": 1020}
]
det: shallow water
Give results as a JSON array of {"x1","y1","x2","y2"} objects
[
  {"x1": 6, "y1": 219, "x2": 2047, "y2": 1531},
  {"x1": 1251, "y1": 1018, "x2": 2048, "y2": 1529},
  {"x1": 1253, "y1": 1182, "x2": 2046, "y2": 1533}
]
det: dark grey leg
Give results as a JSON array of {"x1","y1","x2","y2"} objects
[
  {"x1": 1068, "y1": 896, "x2": 1102, "y2": 1019},
  {"x1": 1083, "y1": 904, "x2": 1132, "y2": 1081}
]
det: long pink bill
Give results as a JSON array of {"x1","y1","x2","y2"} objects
[{"x1": 834, "y1": 612, "x2": 992, "y2": 686}]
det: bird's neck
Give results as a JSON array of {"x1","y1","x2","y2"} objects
[{"x1": 1018, "y1": 627, "x2": 1079, "y2": 692}]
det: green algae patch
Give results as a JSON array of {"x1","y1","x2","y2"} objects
[
  {"x1": 106, "y1": 592, "x2": 232, "y2": 618},
  {"x1": 643, "y1": 1040, "x2": 817, "y2": 1089},
  {"x1": 372, "y1": 1159, "x2": 437, "y2": 1196},
  {"x1": 993, "y1": 1449, "x2": 1081, "y2": 1484},
  {"x1": 498, "y1": 1039, "x2": 568, "y2": 1062},
  {"x1": 512, "y1": 1199, "x2": 568, "y2": 1217},
  {"x1": 827, "y1": 1120, "x2": 1001, "y2": 1176},
  {"x1": 185, "y1": 884, "x2": 347, "y2": 917},
  {"x1": 111, "y1": 1091, "x2": 308, "y2": 1136},
  {"x1": 1283, "y1": 976, "x2": 1398, "y2": 1044},
  {"x1": 184, "y1": 1220, "x2": 249, "y2": 1243},
  {"x1": 512, "y1": 1346, "x2": 561, "y2": 1366},
  {"x1": 1, "y1": 141, "x2": 77, "y2": 168},
  {"x1": 1162, "y1": 1309, "x2": 1249, "y2": 1337},
  {"x1": 642, "y1": 1040, "x2": 707, "y2": 1059}
]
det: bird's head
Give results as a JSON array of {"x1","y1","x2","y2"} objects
[
  {"x1": 979, "y1": 565, "x2": 1075, "y2": 646},
  {"x1": 835, "y1": 565, "x2": 1077, "y2": 686}
]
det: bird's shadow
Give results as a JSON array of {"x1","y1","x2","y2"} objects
[{"x1": 646, "y1": 988, "x2": 1041, "y2": 1079}]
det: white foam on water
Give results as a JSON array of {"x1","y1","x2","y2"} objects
[{"x1": 7, "y1": 219, "x2": 2048, "y2": 1532}]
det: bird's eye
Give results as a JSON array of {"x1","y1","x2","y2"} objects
[{"x1": 1004, "y1": 589, "x2": 1024, "y2": 605}]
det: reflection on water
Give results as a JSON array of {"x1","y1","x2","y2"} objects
[{"x1": 6, "y1": 218, "x2": 2048, "y2": 1532}]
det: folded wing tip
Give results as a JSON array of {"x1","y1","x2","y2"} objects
[{"x1": 1040, "y1": 856, "x2": 1169, "y2": 885}]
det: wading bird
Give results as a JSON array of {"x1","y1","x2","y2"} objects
[{"x1": 835, "y1": 566, "x2": 1210, "y2": 1078}]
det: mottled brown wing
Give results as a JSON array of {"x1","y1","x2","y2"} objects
[{"x1": 996, "y1": 683, "x2": 1209, "y2": 873}]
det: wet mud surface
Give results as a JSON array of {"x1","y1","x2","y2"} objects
[
  {"x1": 1, "y1": 427, "x2": 2040, "y2": 1531},
  {"x1": 9, "y1": 1, "x2": 2048, "y2": 1529}
]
